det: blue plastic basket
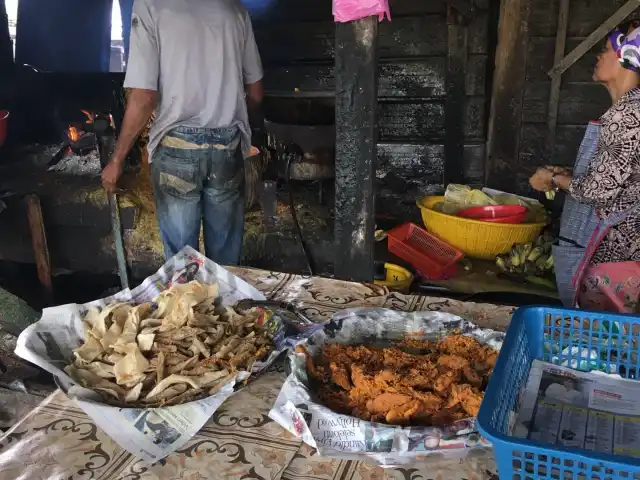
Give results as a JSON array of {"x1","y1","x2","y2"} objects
[{"x1": 477, "y1": 306, "x2": 640, "y2": 479}]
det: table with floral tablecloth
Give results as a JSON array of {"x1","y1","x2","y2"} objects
[{"x1": 0, "y1": 268, "x2": 514, "y2": 480}]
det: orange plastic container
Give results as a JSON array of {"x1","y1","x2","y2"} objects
[{"x1": 387, "y1": 222, "x2": 464, "y2": 279}]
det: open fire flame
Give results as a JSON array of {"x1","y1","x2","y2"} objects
[
  {"x1": 67, "y1": 111, "x2": 93, "y2": 143},
  {"x1": 66, "y1": 110, "x2": 115, "y2": 144},
  {"x1": 67, "y1": 126, "x2": 80, "y2": 142},
  {"x1": 81, "y1": 110, "x2": 115, "y2": 128},
  {"x1": 81, "y1": 110, "x2": 94, "y2": 124}
]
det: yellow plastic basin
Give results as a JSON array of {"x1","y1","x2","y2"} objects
[{"x1": 417, "y1": 196, "x2": 546, "y2": 260}]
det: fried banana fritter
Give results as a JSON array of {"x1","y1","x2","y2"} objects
[{"x1": 302, "y1": 335, "x2": 495, "y2": 427}]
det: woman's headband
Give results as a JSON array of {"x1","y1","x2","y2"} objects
[{"x1": 608, "y1": 22, "x2": 640, "y2": 73}]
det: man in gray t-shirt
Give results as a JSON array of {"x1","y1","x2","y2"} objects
[{"x1": 102, "y1": 0, "x2": 264, "y2": 265}]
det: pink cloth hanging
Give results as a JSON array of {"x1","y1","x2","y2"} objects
[{"x1": 333, "y1": 0, "x2": 391, "y2": 23}]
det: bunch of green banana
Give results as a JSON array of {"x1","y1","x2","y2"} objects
[{"x1": 495, "y1": 236, "x2": 554, "y2": 275}]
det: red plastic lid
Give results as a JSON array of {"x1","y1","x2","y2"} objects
[{"x1": 457, "y1": 205, "x2": 528, "y2": 224}]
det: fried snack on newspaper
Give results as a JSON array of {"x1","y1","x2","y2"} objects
[
  {"x1": 65, "y1": 281, "x2": 274, "y2": 407},
  {"x1": 297, "y1": 335, "x2": 496, "y2": 427}
]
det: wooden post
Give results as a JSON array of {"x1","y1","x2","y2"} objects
[
  {"x1": 445, "y1": 0, "x2": 477, "y2": 24},
  {"x1": 545, "y1": 0, "x2": 571, "y2": 159},
  {"x1": 485, "y1": 0, "x2": 531, "y2": 190},
  {"x1": 445, "y1": 6, "x2": 468, "y2": 185},
  {"x1": 25, "y1": 194, "x2": 54, "y2": 305},
  {"x1": 334, "y1": 17, "x2": 379, "y2": 282}
]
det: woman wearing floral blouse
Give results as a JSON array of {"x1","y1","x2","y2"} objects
[{"x1": 530, "y1": 21, "x2": 640, "y2": 313}]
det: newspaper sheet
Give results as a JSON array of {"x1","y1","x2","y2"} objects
[
  {"x1": 513, "y1": 360, "x2": 640, "y2": 458},
  {"x1": 269, "y1": 307, "x2": 504, "y2": 467},
  {"x1": 14, "y1": 246, "x2": 314, "y2": 463}
]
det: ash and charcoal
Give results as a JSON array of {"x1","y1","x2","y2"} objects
[
  {"x1": 48, "y1": 148, "x2": 102, "y2": 177},
  {"x1": 16, "y1": 143, "x2": 69, "y2": 168}
]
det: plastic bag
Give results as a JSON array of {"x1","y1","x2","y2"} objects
[
  {"x1": 444, "y1": 184, "x2": 497, "y2": 207},
  {"x1": 431, "y1": 201, "x2": 465, "y2": 215},
  {"x1": 333, "y1": 0, "x2": 391, "y2": 23},
  {"x1": 433, "y1": 185, "x2": 499, "y2": 217}
]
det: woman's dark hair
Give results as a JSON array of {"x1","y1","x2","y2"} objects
[
  {"x1": 604, "y1": 20, "x2": 640, "y2": 49},
  {"x1": 616, "y1": 19, "x2": 640, "y2": 36}
]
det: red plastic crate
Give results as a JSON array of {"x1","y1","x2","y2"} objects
[{"x1": 387, "y1": 222, "x2": 464, "y2": 279}]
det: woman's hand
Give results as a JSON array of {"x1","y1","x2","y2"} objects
[
  {"x1": 529, "y1": 167, "x2": 554, "y2": 192},
  {"x1": 544, "y1": 165, "x2": 572, "y2": 176}
]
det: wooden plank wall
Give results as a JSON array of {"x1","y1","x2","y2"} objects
[
  {"x1": 516, "y1": 0, "x2": 638, "y2": 192},
  {"x1": 248, "y1": 0, "x2": 491, "y2": 219}
]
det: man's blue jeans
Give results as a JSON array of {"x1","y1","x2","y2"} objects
[{"x1": 151, "y1": 126, "x2": 244, "y2": 265}]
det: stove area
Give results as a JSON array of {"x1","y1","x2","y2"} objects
[{"x1": 47, "y1": 109, "x2": 116, "y2": 176}]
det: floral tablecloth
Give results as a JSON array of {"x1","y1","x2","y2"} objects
[{"x1": 0, "y1": 268, "x2": 514, "y2": 480}]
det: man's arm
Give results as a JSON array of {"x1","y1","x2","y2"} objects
[
  {"x1": 112, "y1": 89, "x2": 157, "y2": 165},
  {"x1": 246, "y1": 80, "x2": 264, "y2": 146},
  {"x1": 102, "y1": 0, "x2": 159, "y2": 192},
  {"x1": 102, "y1": 89, "x2": 157, "y2": 192},
  {"x1": 246, "y1": 81, "x2": 264, "y2": 108},
  {"x1": 242, "y1": 11, "x2": 264, "y2": 146}
]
